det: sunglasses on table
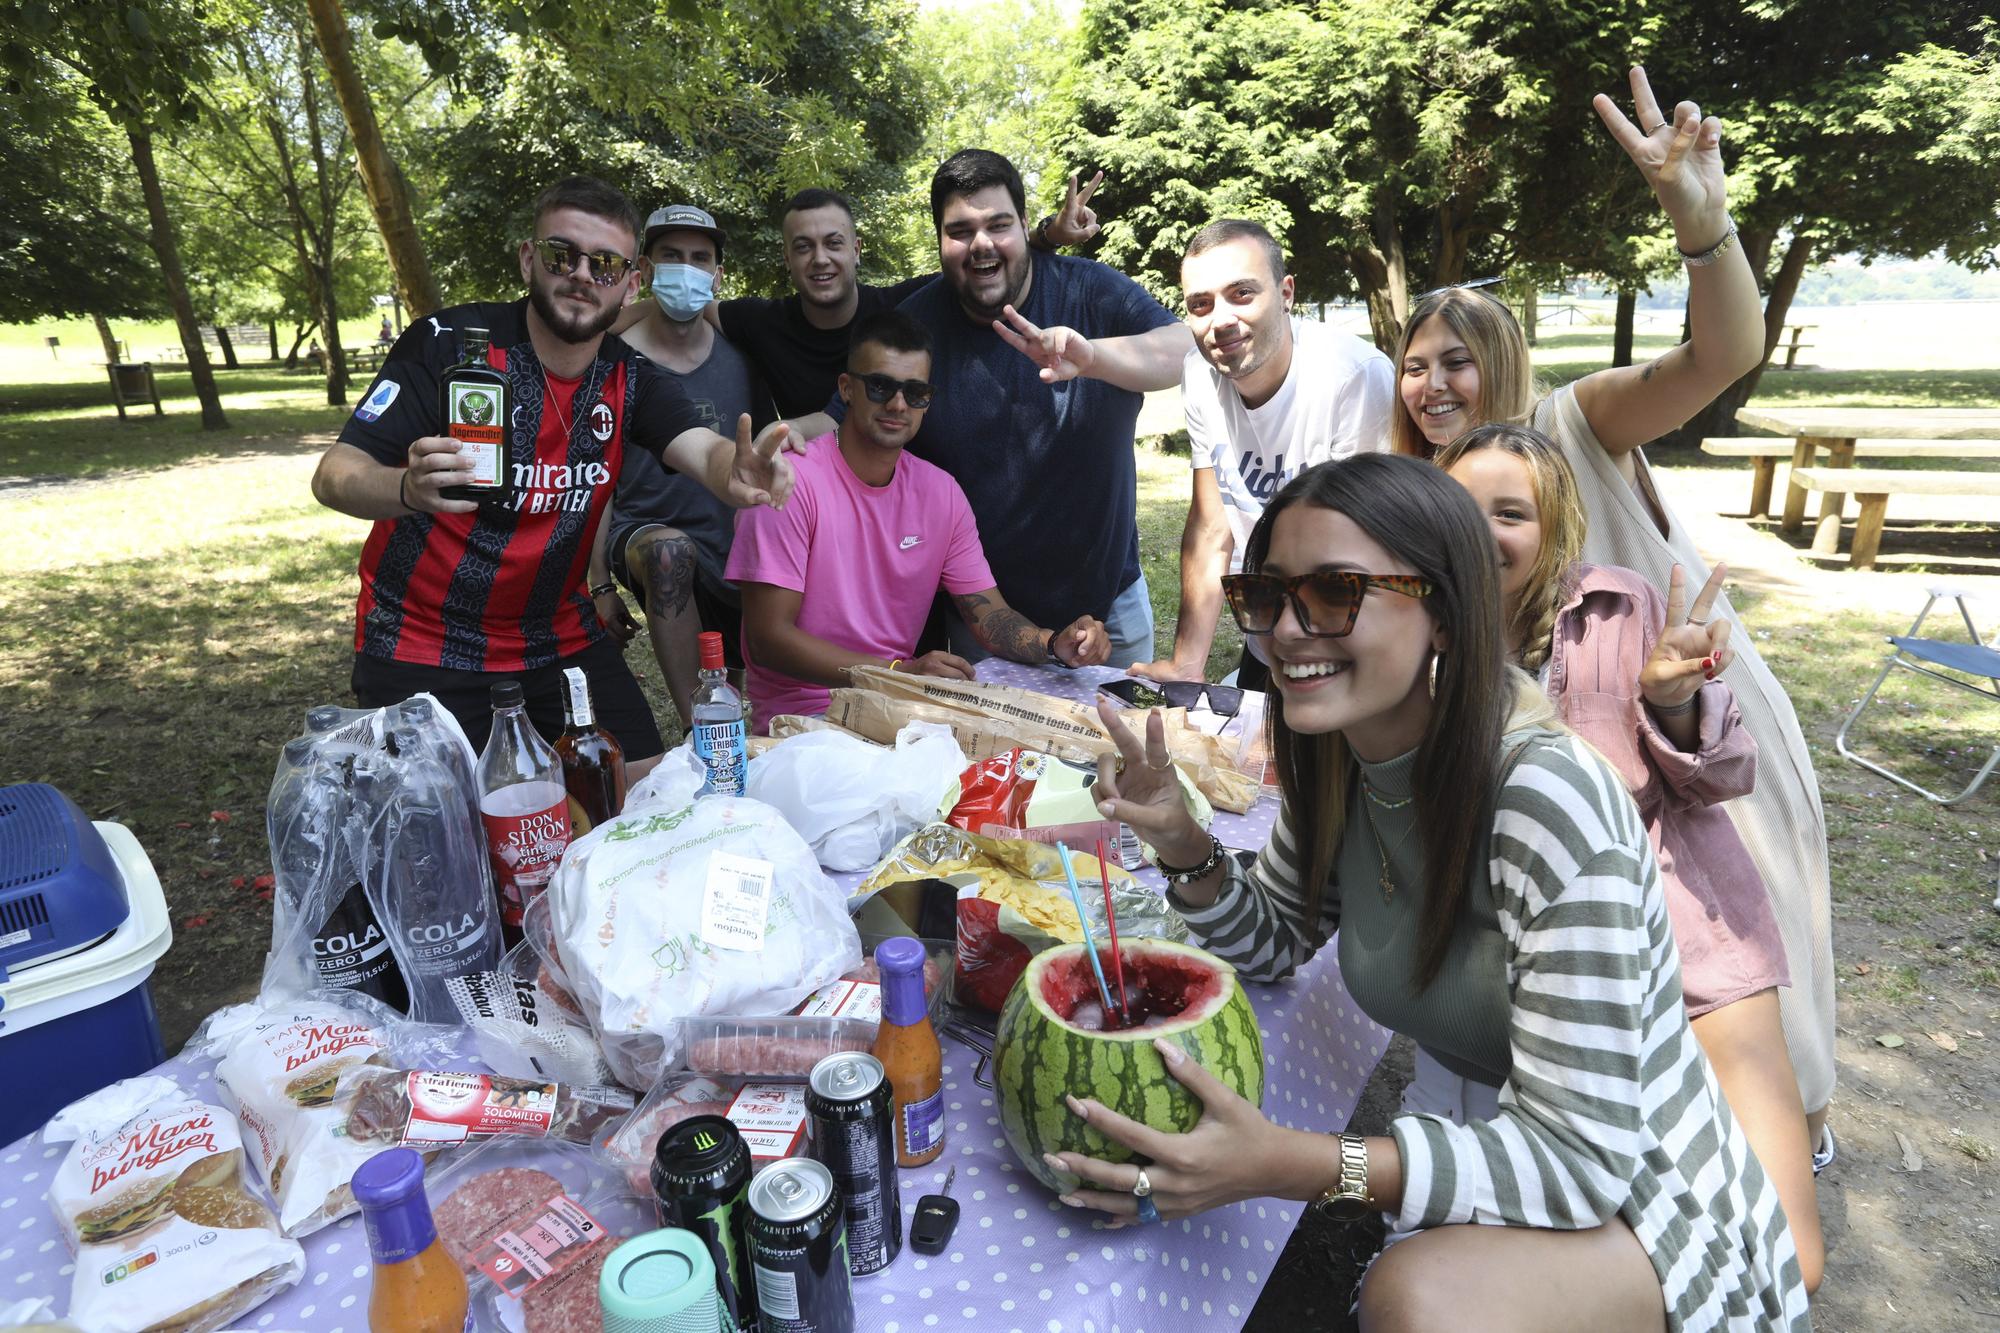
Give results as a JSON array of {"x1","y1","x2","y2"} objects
[
  {"x1": 531, "y1": 237, "x2": 637, "y2": 287},
  {"x1": 1098, "y1": 677, "x2": 1245, "y2": 717},
  {"x1": 846, "y1": 371, "x2": 935, "y2": 409},
  {"x1": 1220, "y1": 571, "x2": 1433, "y2": 638}
]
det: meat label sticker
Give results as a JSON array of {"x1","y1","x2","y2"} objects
[
  {"x1": 400, "y1": 1072, "x2": 558, "y2": 1144},
  {"x1": 472, "y1": 1194, "x2": 603, "y2": 1296},
  {"x1": 699, "y1": 853, "x2": 774, "y2": 951},
  {"x1": 792, "y1": 979, "x2": 883, "y2": 1023}
]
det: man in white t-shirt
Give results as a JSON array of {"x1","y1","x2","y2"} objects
[{"x1": 1131, "y1": 220, "x2": 1394, "y2": 689}]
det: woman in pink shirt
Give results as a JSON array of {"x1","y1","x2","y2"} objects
[{"x1": 1440, "y1": 423, "x2": 1822, "y2": 1292}]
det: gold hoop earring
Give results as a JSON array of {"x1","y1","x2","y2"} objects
[{"x1": 1428, "y1": 651, "x2": 1443, "y2": 696}]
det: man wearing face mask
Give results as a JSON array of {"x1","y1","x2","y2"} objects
[{"x1": 589, "y1": 204, "x2": 773, "y2": 728}]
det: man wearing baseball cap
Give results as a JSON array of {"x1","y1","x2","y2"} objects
[{"x1": 587, "y1": 203, "x2": 774, "y2": 728}]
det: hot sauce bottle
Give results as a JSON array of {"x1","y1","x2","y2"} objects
[
  {"x1": 352, "y1": 1147, "x2": 471, "y2": 1333},
  {"x1": 870, "y1": 937, "x2": 945, "y2": 1167}
]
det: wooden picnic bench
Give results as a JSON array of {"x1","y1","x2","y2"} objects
[
  {"x1": 1766, "y1": 323, "x2": 1816, "y2": 370},
  {"x1": 346, "y1": 346, "x2": 384, "y2": 374},
  {"x1": 1701, "y1": 436, "x2": 2000, "y2": 518},
  {"x1": 1787, "y1": 467, "x2": 2000, "y2": 569}
]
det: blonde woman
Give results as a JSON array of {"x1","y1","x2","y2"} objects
[
  {"x1": 1440, "y1": 422, "x2": 1822, "y2": 1291},
  {"x1": 1391, "y1": 66, "x2": 1837, "y2": 1165}
]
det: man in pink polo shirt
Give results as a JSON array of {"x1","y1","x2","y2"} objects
[{"x1": 728, "y1": 309, "x2": 1110, "y2": 731}]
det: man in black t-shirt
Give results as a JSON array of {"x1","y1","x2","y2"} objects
[{"x1": 310, "y1": 176, "x2": 798, "y2": 763}]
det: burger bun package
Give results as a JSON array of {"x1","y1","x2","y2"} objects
[
  {"x1": 548, "y1": 794, "x2": 862, "y2": 1089},
  {"x1": 43, "y1": 1075, "x2": 304, "y2": 1333},
  {"x1": 198, "y1": 993, "x2": 456, "y2": 1236}
]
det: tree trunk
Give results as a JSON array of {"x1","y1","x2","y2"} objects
[
  {"x1": 214, "y1": 324, "x2": 239, "y2": 369},
  {"x1": 1665, "y1": 230, "x2": 1817, "y2": 449},
  {"x1": 297, "y1": 26, "x2": 348, "y2": 406},
  {"x1": 301, "y1": 0, "x2": 441, "y2": 319},
  {"x1": 268, "y1": 319, "x2": 280, "y2": 359},
  {"x1": 93, "y1": 313, "x2": 120, "y2": 363},
  {"x1": 126, "y1": 127, "x2": 226, "y2": 429},
  {"x1": 1612, "y1": 290, "x2": 1636, "y2": 367},
  {"x1": 1521, "y1": 285, "x2": 1538, "y2": 347}
]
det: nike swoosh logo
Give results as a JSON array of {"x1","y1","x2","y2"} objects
[{"x1": 900, "y1": 536, "x2": 921, "y2": 550}]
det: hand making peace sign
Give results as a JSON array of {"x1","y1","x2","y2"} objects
[
  {"x1": 1043, "y1": 169, "x2": 1105, "y2": 247},
  {"x1": 1640, "y1": 562, "x2": 1735, "y2": 712},
  {"x1": 1592, "y1": 65, "x2": 1729, "y2": 234}
]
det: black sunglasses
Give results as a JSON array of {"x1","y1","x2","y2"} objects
[
  {"x1": 1221, "y1": 571, "x2": 1433, "y2": 638},
  {"x1": 532, "y1": 237, "x2": 636, "y2": 287},
  {"x1": 846, "y1": 371, "x2": 934, "y2": 409},
  {"x1": 1098, "y1": 678, "x2": 1244, "y2": 717}
]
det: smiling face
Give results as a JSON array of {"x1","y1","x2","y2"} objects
[
  {"x1": 1255, "y1": 504, "x2": 1442, "y2": 761},
  {"x1": 782, "y1": 203, "x2": 859, "y2": 311},
  {"x1": 1182, "y1": 238, "x2": 1296, "y2": 406},
  {"x1": 1444, "y1": 449, "x2": 1543, "y2": 622},
  {"x1": 937, "y1": 185, "x2": 1031, "y2": 323},
  {"x1": 520, "y1": 205, "x2": 635, "y2": 345},
  {"x1": 1399, "y1": 315, "x2": 1484, "y2": 451},
  {"x1": 839, "y1": 341, "x2": 931, "y2": 453}
]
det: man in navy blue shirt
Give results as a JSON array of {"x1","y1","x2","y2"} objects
[{"x1": 857, "y1": 150, "x2": 1190, "y2": 667}]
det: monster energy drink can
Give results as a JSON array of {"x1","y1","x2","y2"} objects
[
  {"x1": 652, "y1": 1115, "x2": 756, "y2": 1332},
  {"x1": 747, "y1": 1158, "x2": 852, "y2": 1333}
]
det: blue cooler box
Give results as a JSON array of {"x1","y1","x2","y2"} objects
[{"x1": 0, "y1": 785, "x2": 173, "y2": 1145}]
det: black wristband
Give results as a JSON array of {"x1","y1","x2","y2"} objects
[
  {"x1": 398, "y1": 468, "x2": 417, "y2": 514},
  {"x1": 1155, "y1": 832, "x2": 1225, "y2": 885},
  {"x1": 589, "y1": 581, "x2": 617, "y2": 599}
]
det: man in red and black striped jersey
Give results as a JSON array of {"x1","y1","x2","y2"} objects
[{"x1": 311, "y1": 176, "x2": 797, "y2": 764}]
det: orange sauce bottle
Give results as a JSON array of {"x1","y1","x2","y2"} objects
[
  {"x1": 351, "y1": 1148, "x2": 472, "y2": 1333},
  {"x1": 871, "y1": 937, "x2": 946, "y2": 1166}
]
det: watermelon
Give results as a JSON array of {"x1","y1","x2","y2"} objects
[{"x1": 993, "y1": 939, "x2": 1264, "y2": 1193}]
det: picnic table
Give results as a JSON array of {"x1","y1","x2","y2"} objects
[
  {"x1": 1733, "y1": 406, "x2": 2000, "y2": 566},
  {"x1": 0, "y1": 661, "x2": 1390, "y2": 1333},
  {"x1": 1765, "y1": 323, "x2": 1815, "y2": 370}
]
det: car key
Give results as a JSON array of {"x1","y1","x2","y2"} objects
[{"x1": 911, "y1": 1166, "x2": 960, "y2": 1254}]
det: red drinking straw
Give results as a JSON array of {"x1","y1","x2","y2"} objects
[{"x1": 1096, "y1": 836, "x2": 1130, "y2": 1017}]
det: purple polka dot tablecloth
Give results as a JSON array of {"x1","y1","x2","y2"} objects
[{"x1": 0, "y1": 664, "x2": 1391, "y2": 1332}]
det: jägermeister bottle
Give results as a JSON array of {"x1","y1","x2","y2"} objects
[{"x1": 439, "y1": 327, "x2": 509, "y2": 503}]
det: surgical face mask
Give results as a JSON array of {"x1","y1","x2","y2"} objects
[{"x1": 650, "y1": 263, "x2": 716, "y2": 321}]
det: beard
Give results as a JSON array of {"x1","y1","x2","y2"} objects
[
  {"x1": 951, "y1": 249, "x2": 1031, "y2": 323},
  {"x1": 528, "y1": 271, "x2": 622, "y2": 345}
]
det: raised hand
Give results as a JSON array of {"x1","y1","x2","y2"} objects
[
  {"x1": 1592, "y1": 65, "x2": 1728, "y2": 235},
  {"x1": 993, "y1": 304, "x2": 1095, "y2": 383},
  {"x1": 1641, "y1": 563, "x2": 1736, "y2": 711},
  {"x1": 1092, "y1": 697, "x2": 1207, "y2": 864},
  {"x1": 1045, "y1": 1037, "x2": 1281, "y2": 1225},
  {"x1": 725, "y1": 414, "x2": 796, "y2": 509},
  {"x1": 1045, "y1": 169, "x2": 1105, "y2": 247}
]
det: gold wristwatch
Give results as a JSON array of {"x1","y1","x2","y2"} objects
[{"x1": 1314, "y1": 1133, "x2": 1375, "y2": 1222}]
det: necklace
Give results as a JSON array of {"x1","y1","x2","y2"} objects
[
  {"x1": 541, "y1": 366, "x2": 575, "y2": 441},
  {"x1": 1356, "y1": 773, "x2": 1416, "y2": 901}
]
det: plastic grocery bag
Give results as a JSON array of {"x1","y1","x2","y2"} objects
[
  {"x1": 546, "y1": 795, "x2": 863, "y2": 1090},
  {"x1": 446, "y1": 900, "x2": 618, "y2": 1086},
  {"x1": 621, "y1": 741, "x2": 707, "y2": 814},
  {"x1": 747, "y1": 724, "x2": 965, "y2": 871}
]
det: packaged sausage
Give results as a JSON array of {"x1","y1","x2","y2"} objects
[
  {"x1": 199, "y1": 997, "x2": 418, "y2": 1235},
  {"x1": 342, "y1": 1068, "x2": 633, "y2": 1148},
  {"x1": 43, "y1": 1075, "x2": 305, "y2": 1333}
]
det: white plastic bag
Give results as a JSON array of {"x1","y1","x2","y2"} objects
[
  {"x1": 547, "y1": 796, "x2": 862, "y2": 1089},
  {"x1": 620, "y1": 741, "x2": 707, "y2": 815},
  {"x1": 747, "y1": 724, "x2": 965, "y2": 871}
]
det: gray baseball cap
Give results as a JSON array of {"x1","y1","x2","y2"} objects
[{"x1": 643, "y1": 204, "x2": 725, "y2": 258}]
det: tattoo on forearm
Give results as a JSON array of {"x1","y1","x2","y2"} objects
[
  {"x1": 1639, "y1": 356, "x2": 1665, "y2": 382},
  {"x1": 642, "y1": 532, "x2": 699, "y2": 617},
  {"x1": 955, "y1": 592, "x2": 1047, "y2": 662}
]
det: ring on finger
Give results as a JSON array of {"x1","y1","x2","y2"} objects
[
  {"x1": 1145, "y1": 754, "x2": 1173, "y2": 772},
  {"x1": 1136, "y1": 1196, "x2": 1162, "y2": 1225},
  {"x1": 1132, "y1": 1167, "x2": 1153, "y2": 1198}
]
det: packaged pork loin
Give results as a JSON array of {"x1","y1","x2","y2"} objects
[{"x1": 44, "y1": 1076, "x2": 304, "y2": 1333}]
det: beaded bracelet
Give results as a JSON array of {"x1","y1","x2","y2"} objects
[
  {"x1": 1156, "y1": 832, "x2": 1226, "y2": 886},
  {"x1": 1680, "y1": 219, "x2": 1738, "y2": 268}
]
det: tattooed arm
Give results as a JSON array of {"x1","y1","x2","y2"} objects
[{"x1": 953, "y1": 589, "x2": 1111, "y2": 668}]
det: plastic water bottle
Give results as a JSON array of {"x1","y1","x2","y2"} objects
[
  {"x1": 478, "y1": 681, "x2": 572, "y2": 950},
  {"x1": 691, "y1": 631, "x2": 747, "y2": 796}
]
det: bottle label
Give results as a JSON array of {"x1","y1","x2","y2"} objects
[
  {"x1": 482, "y1": 794, "x2": 571, "y2": 927},
  {"x1": 561, "y1": 666, "x2": 595, "y2": 728},
  {"x1": 901, "y1": 1089, "x2": 945, "y2": 1156},
  {"x1": 400, "y1": 1072, "x2": 558, "y2": 1145},
  {"x1": 447, "y1": 380, "x2": 505, "y2": 487},
  {"x1": 697, "y1": 852, "x2": 773, "y2": 951},
  {"x1": 693, "y1": 718, "x2": 747, "y2": 795}
]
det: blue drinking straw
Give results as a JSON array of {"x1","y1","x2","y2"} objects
[{"x1": 1056, "y1": 842, "x2": 1119, "y2": 1018}]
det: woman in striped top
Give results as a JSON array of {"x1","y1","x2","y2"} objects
[{"x1": 1056, "y1": 454, "x2": 1809, "y2": 1330}]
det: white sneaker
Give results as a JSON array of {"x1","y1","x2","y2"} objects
[{"x1": 1811, "y1": 1125, "x2": 1837, "y2": 1176}]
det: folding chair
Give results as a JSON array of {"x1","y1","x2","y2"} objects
[{"x1": 1836, "y1": 586, "x2": 2000, "y2": 806}]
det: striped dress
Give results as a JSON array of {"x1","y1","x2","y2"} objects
[{"x1": 1171, "y1": 732, "x2": 1811, "y2": 1330}]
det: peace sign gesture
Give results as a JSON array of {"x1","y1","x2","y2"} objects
[
  {"x1": 1043, "y1": 169, "x2": 1105, "y2": 248},
  {"x1": 1640, "y1": 563, "x2": 1735, "y2": 712},
  {"x1": 1592, "y1": 65, "x2": 1728, "y2": 234},
  {"x1": 993, "y1": 303, "x2": 1096, "y2": 383}
]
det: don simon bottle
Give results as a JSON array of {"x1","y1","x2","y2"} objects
[
  {"x1": 478, "y1": 681, "x2": 571, "y2": 951},
  {"x1": 438, "y1": 326, "x2": 508, "y2": 504},
  {"x1": 555, "y1": 665, "x2": 625, "y2": 833}
]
